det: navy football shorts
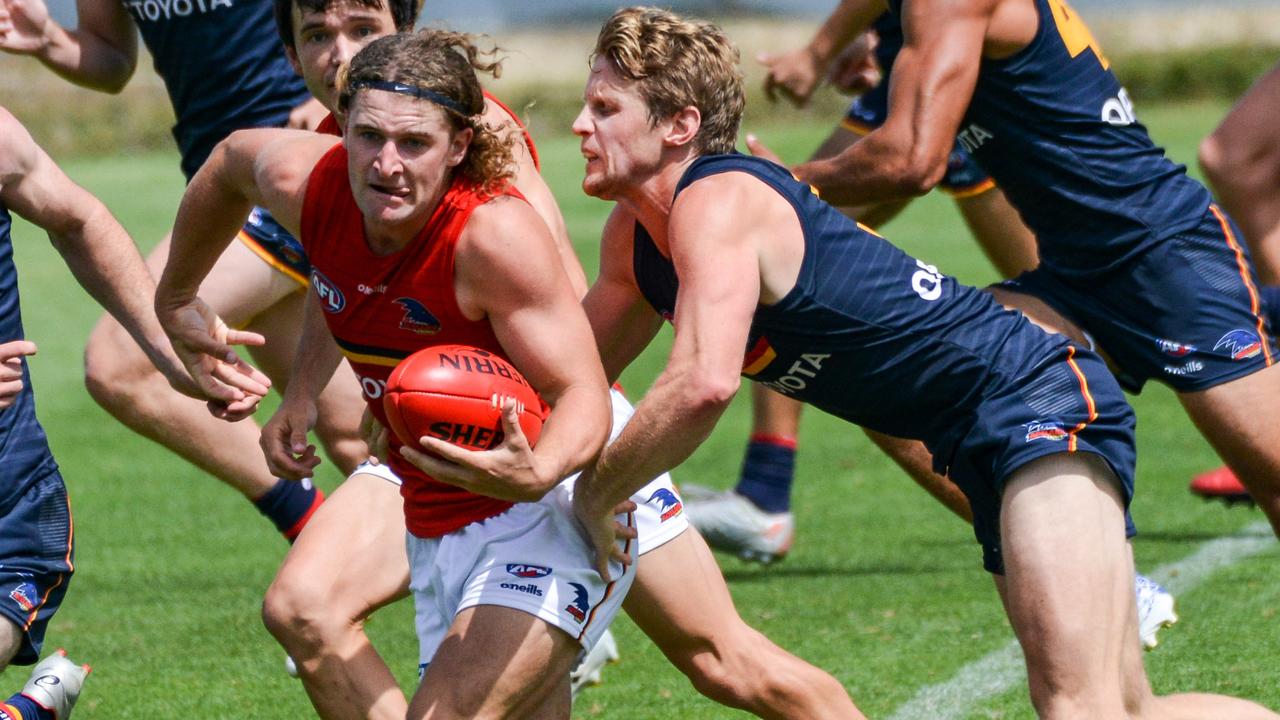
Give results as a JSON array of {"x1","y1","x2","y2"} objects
[
  {"x1": 941, "y1": 346, "x2": 1138, "y2": 575},
  {"x1": 1000, "y1": 204, "x2": 1277, "y2": 393},
  {"x1": 842, "y1": 91, "x2": 994, "y2": 197},
  {"x1": 237, "y1": 206, "x2": 311, "y2": 286},
  {"x1": 0, "y1": 470, "x2": 74, "y2": 665}
]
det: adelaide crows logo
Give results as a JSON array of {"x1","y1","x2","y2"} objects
[
  {"x1": 648, "y1": 488, "x2": 684, "y2": 522},
  {"x1": 394, "y1": 297, "x2": 441, "y2": 334},
  {"x1": 564, "y1": 582, "x2": 590, "y2": 623},
  {"x1": 8, "y1": 582, "x2": 37, "y2": 612},
  {"x1": 1213, "y1": 329, "x2": 1262, "y2": 360}
]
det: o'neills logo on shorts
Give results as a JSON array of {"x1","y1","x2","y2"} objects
[
  {"x1": 499, "y1": 582, "x2": 543, "y2": 597},
  {"x1": 1024, "y1": 421, "x2": 1068, "y2": 442}
]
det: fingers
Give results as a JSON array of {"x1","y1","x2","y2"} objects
[
  {"x1": 496, "y1": 398, "x2": 530, "y2": 448},
  {"x1": 399, "y1": 442, "x2": 455, "y2": 479},
  {"x1": 609, "y1": 499, "x2": 637, "y2": 515},
  {"x1": 207, "y1": 394, "x2": 261, "y2": 422},
  {"x1": 0, "y1": 378, "x2": 23, "y2": 409},
  {"x1": 261, "y1": 417, "x2": 320, "y2": 479},
  {"x1": 208, "y1": 358, "x2": 272, "y2": 398},
  {"x1": 594, "y1": 546, "x2": 614, "y2": 584},
  {"x1": 223, "y1": 328, "x2": 267, "y2": 348},
  {"x1": 0, "y1": 339, "x2": 37, "y2": 360},
  {"x1": 745, "y1": 134, "x2": 784, "y2": 165}
]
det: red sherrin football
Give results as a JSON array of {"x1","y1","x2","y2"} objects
[{"x1": 383, "y1": 344, "x2": 546, "y2": 452}]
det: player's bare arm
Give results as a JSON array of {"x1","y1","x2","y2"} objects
[
  {"x1": 0, "y1": 108, "x2": 197, "y2": 399},
  {"x1": 793, "y1": 0, "x2": 1010, "y2": 206},
  {"x1": 583, "y1": 206, "x2": 664, "y2": 383},
  {"x1": 0, "y1": 0, "x2": 137, "y2": 92},
  {"x1": 760, "y1": 0, "x2": 887, "y2": 106},
  {"x1": 578, "y1": 175, "x2": 780, "y2": 572},
  {"x1": 403, "y1": 196, "x2": 612, "y2": 502},
  {"x1": 156, "y1": 129, "x2": 333, "y2": 410},
  {"x1": 261, "y1": 292, "x2": 344, "y2": 478}
]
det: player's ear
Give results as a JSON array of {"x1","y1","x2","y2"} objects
[
  {"x1": 446, "y1": 126, "x2": 473, "y2": 169},
  {"x1": 285, "y1": 45, "x2": 304, "y2": 77},
  {"x1": 664, "y1": 106, "x2": 702, "y2": 149}
]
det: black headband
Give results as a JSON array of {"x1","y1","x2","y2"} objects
[{"x1": 348, "y1": 79, "x2": 470, "y2": 116}]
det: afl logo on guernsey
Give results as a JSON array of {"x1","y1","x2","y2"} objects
[{"x1": 311, "y1": 270, "x2": 346, "y2": 313}]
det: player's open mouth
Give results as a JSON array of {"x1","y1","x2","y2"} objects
[{"x1": 369, "y1": 183, "x2": 410, "y2": 198}]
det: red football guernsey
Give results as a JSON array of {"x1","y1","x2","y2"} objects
[{"x1": 300, "y1": 142, "x2": 526, "y2": 537}]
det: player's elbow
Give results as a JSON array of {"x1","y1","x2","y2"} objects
[
  {"x1": 895, "y1": 154, "x2": 946, "y2": 198},
  {"x1": 685, "y1": 372, "x2": 740, "y2": 415}
]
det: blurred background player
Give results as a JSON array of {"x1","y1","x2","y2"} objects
[
  {"x1": 747, "y1": 0, "x2": 1280, "y2": 586},
  {"x1": 0, "y1": 107, "x2": 200, "y2": 719},
  {"x1": 0, "y1": 0, "x2": 366, "y2": 542},
  {"x1": 1190, "y1": 59, "x2": 1280, "y2": 505},
  {"x1": 683, "y1": 10, "x2": 1037, "y2": 565},
  {"x1": 567, "y1": 8, "x2": 1277, "y2": 717}
]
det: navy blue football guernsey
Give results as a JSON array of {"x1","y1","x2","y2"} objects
[
  {"x1": 888, "y1": 0, "x2": 1210, "y2": 275},
  {"x1": 871, "y1": 13, "x2": 902, "y2": 80},
  {"x1": 124, "y1": 0, "x2": 310, "y2": 179},
  {"x1": 632, "y1": 154, "x2": 1074, "y2": 461},
  {"x1": 0, "y1": 203, "x2": 58, "y2": 509}
]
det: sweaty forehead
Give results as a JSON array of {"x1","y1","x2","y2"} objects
[{"x1": 348, "y1": 90, "x2": 452, "y2": 131}]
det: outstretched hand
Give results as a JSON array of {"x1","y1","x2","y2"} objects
[
  {"x1": 0, "y1": 0, "x2": 53, "y2": 56},
  {"x1": 400, "y1": 399, "x2": 551, "y2": 502},
  {"x1": 759, "y1": 46, "x2": 823, "y2": 107},
  {"x1": 157, "y1": 296, "x2": 271, "y2": 420}
]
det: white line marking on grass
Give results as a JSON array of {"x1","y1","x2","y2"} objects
[{"x1": 887, "y1": 521, "x2": 1276, "y2": 720}]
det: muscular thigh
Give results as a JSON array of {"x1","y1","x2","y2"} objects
[
  {"x1": 272, "y1": 469, "x2": 410, "y2": 616},
  {"x1": 413, "y1": 605, "x2": 577, "y2": 719}
]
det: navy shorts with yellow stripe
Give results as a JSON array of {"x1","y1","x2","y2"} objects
[
  {"x1": 842, "y1": 92, "x2": 994, "y2": 197},
  {"x1": 999, "y1": 204, "x2": 1277, "y2": 394},
  {"x1": 943, "y1": 346, "x2": 1138, "y2": 574},
  {"x1": 0, "y1": 469, "x2": 75, "y2": 665},
  {"x1": 238, "y1": 207, "x2": 310, "y2": 286}
]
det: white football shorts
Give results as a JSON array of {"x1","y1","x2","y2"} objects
[
  {"x1": 608, "y1": 389, "x2": 688, "y2": 556},
  {"x1": 400, "y1": 388, "x2": 688, "y2": 672}
]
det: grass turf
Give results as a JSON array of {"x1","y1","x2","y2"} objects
[{"x1": 1, "y1": 98, "x2": 1276, "y2": 718}]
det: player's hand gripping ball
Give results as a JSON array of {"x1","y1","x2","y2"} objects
[{"x1": 383, "y1": 344, "x2": 547, "y2": 452}]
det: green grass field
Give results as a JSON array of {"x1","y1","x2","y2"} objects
[{"x1": 1, "y1": 98, "x2": 1277, "y2": 718}]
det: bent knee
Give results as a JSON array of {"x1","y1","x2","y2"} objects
[{"x1": 262, "y1": 571, "x2": 341, "y2": 643}]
